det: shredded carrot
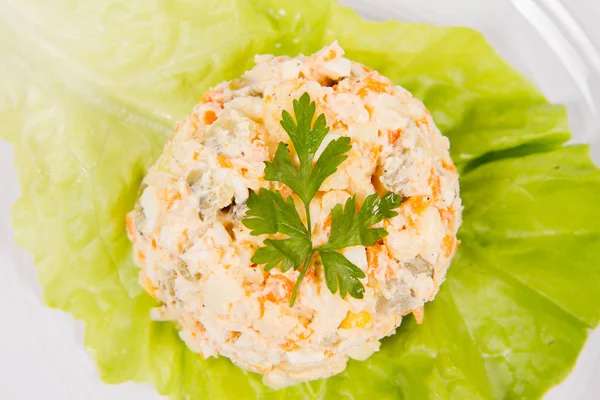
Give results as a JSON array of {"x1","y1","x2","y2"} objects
[
  {"x1": 195, "y1": 321, "x2": 206, "y2": 333},
  {"x1": 299, "y1": 316, "x2": 311, "y2": 328},
  {"x1": 192, "y1": 151, "x2": 199, "y2": 161},
  {"x1": 322, "y1": 214, "x2": 332, "y2": 233},
  {"x1": 165, "y1": 190, "x2": 182, "y2": 210},
  {"x1": 415, "y1": 116, "x2": 430, "y2": 133},
  {"x1": 258, "y1": 297, "x2": 266, "y2": 318},
  {"x1": 282, "y1": 340, "x2": 300, "y2": 351},
  {"x1": 366, "y1": 77, "x2": 390, "y2": 92},
  {"x1": 366, "y1": 244, "x2": 383, "y2": 271},
  {"x1": 218, "y1": 154, "x2": 233, "y2": 168},
  {"x1": 151, "y1": 237, "x2": 157, "y2": 250},
  {"x1": 439, "y1": 207, "x2": 456, "y2": 226},
  {"x1": 142, "y1": 275, "x2": 157, "y2": 298},
  {"x1": 332, "y1": 120, "x2": 348, "y2": 130},
  {"x1": 266, "y1": 275, "x2": 295, "y2": 303},
  {"x1": 402, "y1": 196, "x2": 433, "y2": 227},
  {"x1": 442, "y1": 158, "x2": 457, "y2": 173},
  {"x1": 323, "y1": 49, "x2": 336, "y2": 61},
  {"x1": 324, "y1": 49, "x2": 336, "y2": 61},
  {"x1": 324, "y1": 350, "x2": 334, "y2": 358},
  {"x1": 279, "y1": 185, "x2": 294, "y2": 199},
  {"x1": 298, "y1": 328, "x2": 313, "y2": 340},
  {"x1": 357, "y1": 76, "x2": 390, "y2": 98},
  {"x1": 204, "y1": 110, "x2": 217, "y2": 125},
  {"x1": 125, "y1": 214, "x2": 136, "y2": 239},
  {"x1": 137, "y1": 250, "x2": 146, "y2": 263},
  {"x1": 304, "y1": 265, "x2": 316, "y2": 283},
  {"x1": 428, "y1": 169, "x2": 441, "y2": 199},
  {"x1": 387, "y1": 129, "x2": 402, "y2": 145},
  {"x1": 372, "y1": 144, "x2": 382, "y2": 160},
  {"x1": 364, "y1": 104, "x2": 373, "y2": 119},
  {"x1": 200, "y1": 89, "x2": 224, "y2": 104},
  {"x1": 442, "y1": 234, "x2": 456, "y2": 258},
  {"x1": 229, "y1": 331, "x2": 241, "y2": 342}
]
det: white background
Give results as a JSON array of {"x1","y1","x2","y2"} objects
[{"x1": 1, "y1": 0, "x2": 599, "y2": 399}]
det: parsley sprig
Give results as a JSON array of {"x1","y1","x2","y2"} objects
[{"x1": 243, "y1": 93, "x2": 402, "y2": 306}]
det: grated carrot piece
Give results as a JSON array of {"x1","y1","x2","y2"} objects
[
  {"x1": 279, "y1": 185, "x2": 294, "y2": 199},
  {"x1": 402, "y1": 196, "x2": 433, "y2": 227},
  {"x1": 442, "y1": 158, "x2": 457, "y2": 173},
  {"x1": 366, "y1": 244, "x2": 384, "y2": 270},
  {"x1": 125, "y1": 214, "x2": 136, "y2": 239},
  {"x1": 322, "y1": 214, "x2": 332, "y2": 233},
  {"x1": 142, "y1": 275, "x2": 158, "y2": 298},
  {"x1": 415, "y1": 116, "x2": 430, "y2": 132},
  {"x1": 387, "y1": 129, "x2": 402, "y2": 145},
  {"x1": 200, "y1": 89, "x2": 224, "y2": 105},
  {"x1": 428, "y1": 169, "x2": 441, "y2": 199},
  {"x1": 324, "y1": 49, "x2": 337, "y2": 61},
  {"x1": 204, "y1": 110, "x2": 217, "y2": 125},
  {"x1": 258, "y1": 297, "x2": 266, "y2": 318},
  {"x1": 442, "y1": 234, "x2": 456, "y2": 258},
  {"x1": 332, "y1": 120, "x2": 348, "y2": 130},
  {"x1": 364, "y1": 104, "x2": 374, "y2": 120},
  {"x1": 439, "y1": 207, "x2": 456, "y2": 227},
  {"x1": 357, "y1": 76, "x2": 391, "y2": 98},
  {"x1": 298, "y1": 327, "x2": 313, "y2": 341},
  {"x1": 282, "y1": 340, "x2": 300, "y2": 351},
  {"x1": 266, "y1": 275, "x2": 295, "y2": 303}
]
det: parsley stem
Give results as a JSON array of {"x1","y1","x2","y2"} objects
[
  {"x1": 304, "y1": 202, "x2": 312, "y2": 240},
  {"x1": 289, "y1": 250, "x2": 314, "y2": 306}
]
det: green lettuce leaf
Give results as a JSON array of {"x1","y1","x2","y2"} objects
[{"x1": 1, "y1": 1, "x2": 598, "y2": 399}]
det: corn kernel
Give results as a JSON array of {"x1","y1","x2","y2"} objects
[{"x1": 339, "y1": 311, "x2": 372, "y2": 329}]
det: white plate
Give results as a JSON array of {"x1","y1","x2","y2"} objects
[{"x1": 1, "y1": 0, "x2": 599, "y2": 399}]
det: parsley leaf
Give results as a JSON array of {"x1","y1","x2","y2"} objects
[
  {"x1": 252, "y1": 237, "x2": 312, "y2": 272},
  {"x1": 265, "y1": 93, "x2": 352, "y2": 206},
  {"x1": 242, "y1": 188, "x2": 307, "y2": 237},
  {"x1": 242, "y1": 188, "x2": 312, "y2": 276},
  {"x1": 322, "y1": 192, "x2": 403, "y2": 251},
  {"x1": 320, "y1": 250, "x2": 367, "y2": 299},
  {"x1": 243, "y1": 92, "x2": 403, "y2": 306},
  {"x1": 280, "y1": 92, "x2": 330, "y2": 166}
]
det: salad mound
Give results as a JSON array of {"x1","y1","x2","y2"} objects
[
  {"x1": 1, "y1": 0, "x2": 599, "y2": 399},
  {"x1": 126, "y1": 42, "x2": 462, "y2": 388}
]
